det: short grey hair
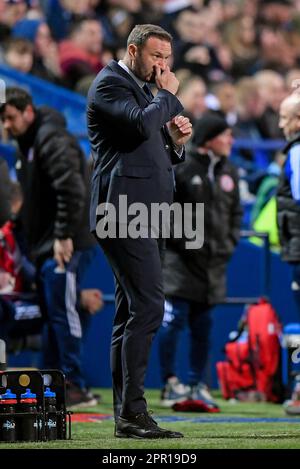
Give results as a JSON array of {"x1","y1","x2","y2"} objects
[{"x1": 127, "y1": 24, "x2": 172, "y2": 48}]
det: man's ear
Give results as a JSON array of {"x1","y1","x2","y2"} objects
[
  {"x1": 23, "y1": 104, "x2": 35, "y2": 123},
  {"x1": 128, "y1": 44, "x2": 138, "y2": 61}
]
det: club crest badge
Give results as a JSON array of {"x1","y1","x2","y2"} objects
[{"x1": 220, "y1": 174, "x2": 234, "y2": 192}]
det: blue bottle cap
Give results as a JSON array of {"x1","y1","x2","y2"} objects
[
  {"x1": 1, "y1": 389, "x2": 17, "y2": 399},
  {"x1": 44, "y1": 387, "x2": 56, "y2": 398},
  {"x1": 20, "y1": 388, "x2": 37, "y2": 399}
]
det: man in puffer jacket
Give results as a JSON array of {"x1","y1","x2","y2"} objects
[
  {"x1": 0, "y1": 88, "x2": 103, "y2": 408},
  {"x1": 159, "y1": 113, "x2": 242, "y2": 410}
]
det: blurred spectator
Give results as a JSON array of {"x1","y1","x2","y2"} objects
[
  {"x1": 46, "y1": 0, "x2": 100, "y2": 40},
  {"x1": 58, "y1": 16, "x2": 103, "y2": 89},
  {"x1": 108, "y1": 0, "x2": 141, "y2": 13},
  {"x1": 11, "y1": 18, "x2": 64, "y2": 84},
  {"x1": 222, "y1": 0, "x2": 247, "y2": 21},
  {"x1": 223, "y1": 15, "x2": 259, "y2": 79},
  {"x1": 106, "y1": 7, "x2": 134, "y2": 49},
  {"x1": 0, "y1": 0, "x2": 28, "y2": 29},
  {"x1": 232, "y1": 78, "x2": 266, "y2": 186},
  {"x1": 255, "y1": 23, "x2": 297, "y2": 74},
  {"x1": 258, "y1": 0, "x2": 294, "y2": 26},
  {"x1": 211, "y1": 80, "x2": 237, "y2": 126},
  {"x1": 0, "y1": 0, "x2": 11, "y2": 42},
  {"x1": 288, "y1": 12, "x2": 300, "y2": 57},
  {"x1": 240, "y1": 0, "x2": 259, "y2": 19},
  {"x1": 73, "y1": 46, "x2": 113, "y2": 95},
  {"x1": 286, "y1": 68, "x2": 300, "y2": 93},
  {"x1": 172, "y1": 9, "x2": 225, "y2": 82},
  {"x1": 12, "y1": 17, "x2": 44, "y2": 41},
  {"x1": 177, "y1": 75, "x2": 207, "y2": 124},
  {"x1": 4, "y1": 37, "x2": 34, "y2": 73},
  {"x1": 255, "y1": 70, "x2": 287, "y2": 139},
  {"x1": 234, "y1": 77, "x2": 265, "y2": 142},
  {"x1": 134, "y1": 0, "x2": 164, "y2": 24}
]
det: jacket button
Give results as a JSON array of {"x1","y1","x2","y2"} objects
[
  {"x1": 165, "y1": 144, "x2": 170, "y2": 150},
  {"x1": 167, "y1": 167, "x2": 172, "y2": 172}
]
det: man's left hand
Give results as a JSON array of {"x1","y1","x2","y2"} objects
[
  {"x1": 80, "y1": 289, "x2": 104, "y2": 314},
  {"x1": 168, "y1": 115, "x2": 193, "y2": 146}
]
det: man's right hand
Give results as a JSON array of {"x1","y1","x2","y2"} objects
[{"x1": 155, "y1": 65, "x2": 179, "y2": 95}]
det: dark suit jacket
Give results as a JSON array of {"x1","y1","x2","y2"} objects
[{"x1": 87, "y1": 60, "x2": 184, "y2": 231}]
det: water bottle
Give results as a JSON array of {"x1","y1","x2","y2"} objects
[
  {"x1": 19, "y1": 389, "x2": 38, "y2": 441},
  {"x1": 0, "y1": 389, "x2": 17, "y2": 442},
  {"x1": 44, "y1": 387, "x2": 57, "y2": 440}
]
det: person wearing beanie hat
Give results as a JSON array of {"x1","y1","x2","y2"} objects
[
  {"x1": 191, "y1": 113, "x2": 230, "y2": 148},
  {"x1": 159, "y1": 112, "x2": 242, "y2": 411},
  {"x1": 12, "y1": 18, "x2": 44, "y2": 43},
  {"x1": 12, "y1": 18, "x2": 64, "y2": 85}
]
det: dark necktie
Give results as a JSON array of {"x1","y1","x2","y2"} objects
[
  {"x1": 143, "y1": 83, "x2": 153, "y2": 99},
  {"x1": 142, "y1": 84, "x2": 176, "y2": 189}
]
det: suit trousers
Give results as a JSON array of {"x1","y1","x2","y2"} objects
[{"x1": 97, "y1": 228, "x2": 165, "y2": 419}]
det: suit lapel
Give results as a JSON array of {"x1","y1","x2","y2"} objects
[
  {"x1": 108, "y1": 60, "x2": 153, "y2": 103},
  {"x1": 106, "y1": 61, "x2": 174, "y2": 161}
]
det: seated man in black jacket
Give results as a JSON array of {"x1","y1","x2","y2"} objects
[
  {"x1": 0, "y1": 88, "x2": 103, "y2": 408},
  {"x1": 159, "y1": 114, "x2": 242, "y2": 410}
]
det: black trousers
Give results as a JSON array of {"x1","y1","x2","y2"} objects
[{"x1": 97, "y1": 232, "x2": 165, "y2": 419}]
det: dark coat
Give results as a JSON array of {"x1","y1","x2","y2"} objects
[
  {"x1": 0, "y1": 157, "x2": 12, "y2": 227},
  {"x1": 277, "y1": 134, "x2": 300, "y2": 263},
  {"x1": 16, "y1": 107, "x2": 95, "y2": 264},
  {"x1": 163, "y1": 150, "x2": 242, "y2": 305},
  {"x1": 86, "y1": 60, "x2": 185, "y2": 232}
]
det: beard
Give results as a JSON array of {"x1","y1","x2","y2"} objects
[
  {"x1": 148, "y1": 69, "x2": 157, "y2": 83},
  {"x1": 133, "y1": 51, "x2": 156, "y2": 83}
]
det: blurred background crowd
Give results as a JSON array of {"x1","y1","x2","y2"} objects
[{"x1": 1, "y1": 0, "x2": 300, "y2": 230}]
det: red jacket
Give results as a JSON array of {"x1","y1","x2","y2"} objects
[{"x1": 0, "y1": 221, "x2": 23, "y2": 292}]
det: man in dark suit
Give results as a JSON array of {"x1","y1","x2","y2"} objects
[{"x1": 87, "y1": 24, "x2": 192, "y2": 438}]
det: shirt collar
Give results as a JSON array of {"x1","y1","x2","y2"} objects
[
  {"x1": 207, "y1": 149, "x2": 221, "y2": 163},
  {"x1": 118, "y1": 60, "x2": 145, "y2": 88}
]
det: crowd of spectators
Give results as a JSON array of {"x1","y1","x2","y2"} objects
[
  {"x1": 0, "y1": 3, "x2": 297, "y2": 173},
  {"x1": 1, "y1": 0, "x2": 300, "y2": 208}
]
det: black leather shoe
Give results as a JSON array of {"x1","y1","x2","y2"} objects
[{"x1": 115, "y1": 412, "x2": 184, "y2": 439}]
